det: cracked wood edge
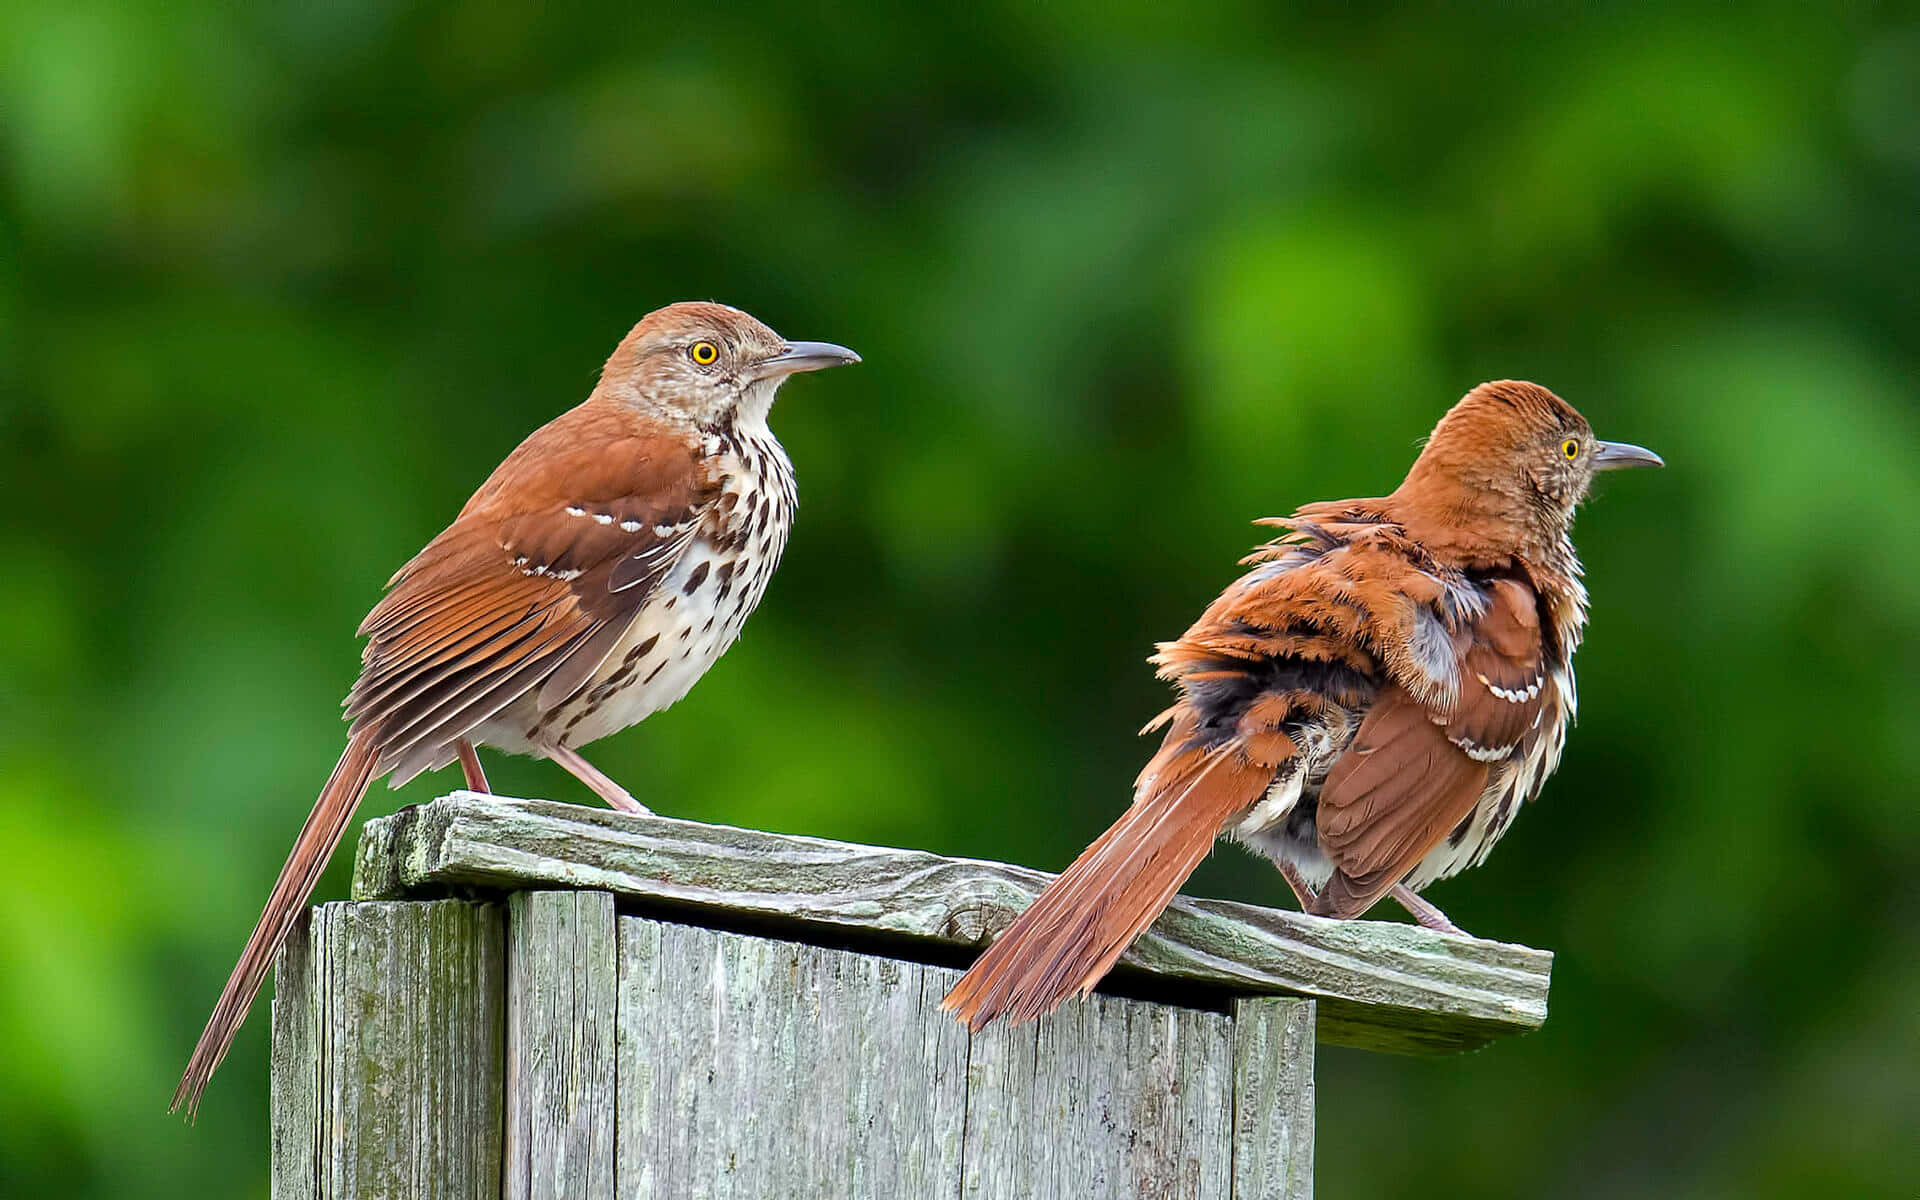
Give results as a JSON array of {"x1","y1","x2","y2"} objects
[{"x1": 353, "y1": 794, "x2": 1550, "y2": 1056}]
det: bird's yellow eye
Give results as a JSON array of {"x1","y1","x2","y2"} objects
[
  {"x1": 1562, "y1": 438, "x2": 1580, "y2": 460},
  {"x1": 689, "y1": 341, "x2": 719, "y2": 366}
]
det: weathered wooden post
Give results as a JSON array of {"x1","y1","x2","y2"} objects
[{"x1": 269, "y1": 793, "x2": 1552, "y2": 1199}]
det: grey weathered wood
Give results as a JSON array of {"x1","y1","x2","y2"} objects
[
  {"x1": 507, "y1": 891, "x2": 617, "y2": 1200},
  {"x1": 269, "y1": 910, "x2": 321, "y2": 1200},
  {"x1": 355, "y1": 793, "x2": 1551, "y2": 1055},
  {"x1": 269, "y1": 899, "x2": 505, "y2": 1200},
  {"x1": 1231, "y1": 998, "x2": 1315, "y2": 1200},
  {"x1": 614, "y1": 917, "x2": 972, "y2": 1197},
  {"x1": 960, "y1": 986, "x2": 1235, "y2": 1198},
  {"x1": 613, "y1": 916, "x2": 1251, "y2": 1198}
]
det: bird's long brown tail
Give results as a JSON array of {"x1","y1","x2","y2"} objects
[
  {"x1": 171, "y1": 730, "x2": 380, "y2": 1119},
  {"x1": 941, "y1": 732, "x2": 1275, "y2": 1031}
]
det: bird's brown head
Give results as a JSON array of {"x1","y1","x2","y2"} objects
[
  {"x1": 596, "y1": 301, "x2": 859, "y2": 430},
  {"x1": 1392, "y1": 380, "x2": 1662, "y2": 563}
]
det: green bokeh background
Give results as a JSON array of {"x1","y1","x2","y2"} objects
[{"x1": 4, "y1": 4, "x2": 1916, "y2": 1197}]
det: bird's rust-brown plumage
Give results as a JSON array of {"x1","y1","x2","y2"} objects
[
  {"x1": 172, "y1": 302, "x2": 858, "y2": 1116},
  {"x1": 943, "y1": 381, "x2": 1660, "y2": 1031}
]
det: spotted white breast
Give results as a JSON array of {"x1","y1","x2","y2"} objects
[{"x1": 479, "y1": 419, "x2": 795, "y2": 755}]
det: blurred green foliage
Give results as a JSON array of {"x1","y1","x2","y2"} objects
[{"x1": 3, "y1": 3, "x2": 1917, "y2": 1197}]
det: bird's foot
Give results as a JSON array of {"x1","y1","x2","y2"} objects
[
  {"x1": 1392, "y1": 883, "x2": 1468, "y2": 936},
  {"x1": 597, "y1": 786, "x2": 652, "y2": 816},
  {"x1": 542, "y1": 742, "x2": 655, "y2": 816}
]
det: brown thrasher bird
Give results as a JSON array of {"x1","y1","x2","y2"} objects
[
  {"x1": 943, "y1": 381, "x2": 1660, "y2": 1030},
  {"x1": 171, "y1": 301, "x2": 858, "y2": 1115}
]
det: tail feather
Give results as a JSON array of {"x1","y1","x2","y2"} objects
[
  {"x1": 171, "y1": 731, "x2": 380, "y2": 1119},
  {"x1": 941, "y1": 735, "x2": 1275, "y2": 1031}
]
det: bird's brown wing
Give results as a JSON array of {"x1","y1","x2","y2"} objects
[
  {"x1": 1312, "y1": 686, "x2": 1490, "y2": 917},
  {"x1": 1441, "y1": 574, "x2": 1551, "y2": 760},
  {"x1": 1313, "y1": 574, "x2": 1549, "y2": 918},
  {"x1": 346, "y1": 416, "x2": 714, "y2": 776}
]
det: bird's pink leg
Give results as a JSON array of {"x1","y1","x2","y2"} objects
[
  {"x1": 455, "y1": 738, "x2": 492, "y2": 794},
  {"x1": 543, "y1": 742, "x2": 651, "y2": 815},
  {"x1": 1392, "y1": 883, "x2": 1467, "y2": 936},
  {"x1": 1277, "y1": 862, "x2": 1319, "y2": 909}
]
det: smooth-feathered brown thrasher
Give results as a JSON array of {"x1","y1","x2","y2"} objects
[
  {"x1": 944, "y1": 380, "x2": 1660, "y2": 1031},
  {"x1": 173, "y1": 302, "x2": 858, "y2": 1115}
]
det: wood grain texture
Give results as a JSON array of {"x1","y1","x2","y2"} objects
[
  {"x1": 959, "y1": 985, "x2": 1235, "y2": 1199},
  {"x1": 613, "y1": 916, "x2": 1249, "y2": 1199},
  {"x1": 1231, "y1": 998, "x2": 1315, "y2": 1200},
  {"x1": 507, "y1": 891, "x2": 617, "y2": 1200},
  {"x1": 269, "y1": 899, "x2": 505, "y2": 1200},
  {"x1": 269, "y1": 909, "x2": 320, "y2": 1200},
  {"x1": 354, "y1": 794, "x2": 1551, "y2": 1054},
  {"x1": 614, "y1": 916, "x2": 971, "y2": 1198}
]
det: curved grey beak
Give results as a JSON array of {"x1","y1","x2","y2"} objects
[
  {"x1": 754, "y1": 340, "x2": 861, "y2": 380},
  {"x1": 1593, "y1": 440, "x2": 1664, "y2": 471}
]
